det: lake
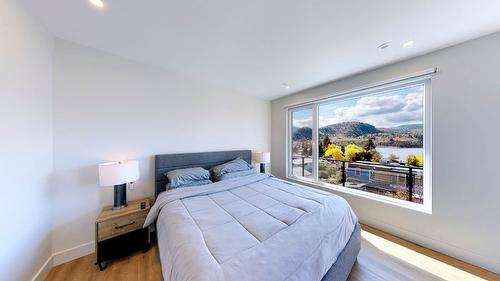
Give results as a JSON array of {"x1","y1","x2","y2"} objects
[{"x1": 377, "y1": 146, "x2": 423, "y2": 161}]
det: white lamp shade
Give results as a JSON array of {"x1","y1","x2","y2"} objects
[
  {"x1": 253, "y1": 151, "x2": 271, "y2": 163},
  {"x1": 98, "y1": 160, "x2": 139, "y2": 186}
]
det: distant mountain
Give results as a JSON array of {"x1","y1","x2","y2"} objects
[
  {"x1": 381, "y1": 124, "x2": 423, "y2": 133},
  {"x1": 293, "y1": 122, "x2": 423, "y2": 142},
  {"x1": 292, "y1": 126, "x2": 312, "y2": 141},
  {"x1": 319, "y1": 121, "x2": 380, "y2": 137},
  {"x1": 394, "y1": 124, "x2": 423, "y2": 131}
]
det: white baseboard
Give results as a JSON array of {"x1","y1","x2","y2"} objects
[
  {"x1": 31, "y1": 241, "x2": 95, "y2": 281},
  {"x1": 30, "y1": 255, "x2": 53, "y2": 281},
  {"x1": 30, "y1": 241, "x2": 95, "y2": 281},
  {"x1": 53, "y1": 241, "x2": 95, "y2": 266}
]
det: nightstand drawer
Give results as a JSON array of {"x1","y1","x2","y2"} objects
[{"x1": 97, "y1": 211, "x2": 147, "y2": 242}]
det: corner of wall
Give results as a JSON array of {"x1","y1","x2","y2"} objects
[{"x1": 30, "y1": 256, "x2": 53, "y2": 281}]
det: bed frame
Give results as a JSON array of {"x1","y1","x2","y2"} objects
[
  {"x1": 154, "y1": 150, "x2": 360, "y2": 281},
  {"x1": 154, "y1": 150, "x2": 252, "y2": 198}
]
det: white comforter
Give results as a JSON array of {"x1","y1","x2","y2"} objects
[{"x1": 144, "y1": 174, "x2": 358, "y2": 281}]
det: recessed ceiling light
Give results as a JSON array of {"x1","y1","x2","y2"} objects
[
  {"x1": 402, "y1": 40, "x2": 415, "y2": 48},
  {"x1": 377, "y1": 42, "x2": 390, "y2": 50},
  {"x1": 90, "y1": 0, "x2": 104, "y2": 8},
  {"x1": 282, "y1": 83, "x2": 291, "y2": 90}
]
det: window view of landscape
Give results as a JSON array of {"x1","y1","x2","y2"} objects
[
  {"x1": 291, "y1": 84, "x2": 425, "y2": 204},
  {"x1": 291, "y1": 108, "x2": 313, "y2": 179}
]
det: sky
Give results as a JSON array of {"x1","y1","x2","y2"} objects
[{"x1": 293, "y1": 84, "x2": 424, "y2": 129}]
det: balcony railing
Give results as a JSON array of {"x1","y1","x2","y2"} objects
[{"x1": 292, "y1": 155, "x2": 424, "y2": 203}]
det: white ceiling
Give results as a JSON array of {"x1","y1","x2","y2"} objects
[{"x1": 21, "y1": 0, "x2": 500, "y2": 100}]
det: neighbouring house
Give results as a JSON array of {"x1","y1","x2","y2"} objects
[{"x1": 346, "y1": 161, "x2": 423, "y2": 201}]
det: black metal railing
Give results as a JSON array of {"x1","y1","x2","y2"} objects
[
  {"x1": 292, "y1": 155, "x2": 423, "y2": 203},
  {"x1": 291, "y1": 155, "x2": 312, "y2": 178}
]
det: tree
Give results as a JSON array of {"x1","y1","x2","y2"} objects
[
  {"x1": 407, "y1": 154, "x2": 423, "y2": 167},
  {"x1": 318, "y1": 144, "x2": 324, "y2": 158},
  {"x1": 344, "y1": 144, "x2": 364, "y2": 161},
  {"x1": 318, "y1": 135, "x2": 332, "y2": 158},
  {"x1": 363, "y1": 138, "x2": 376, "y2": 151},
  {"x1": 388, "y1": 154, "x2": 400, "y2": 162},
  {"x1": 371, "y1": 151, "x2": 382, "y2": 163},
  {"x1": 321, "y1": 135, "x2": 332, "y2": 149},
  {"x1": 323, "y1": 144, "x2": 344, "y2": 160},
  {"x1": 354, "y1": 138, "x2": 382, "y2": 162},
  {"x1": 354, "y1": 151, "x2": 371, "y2": 161}
]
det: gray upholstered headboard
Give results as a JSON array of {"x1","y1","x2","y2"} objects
[{"x1": 154, "y1": 150, "x2": 252, "y2": 198}]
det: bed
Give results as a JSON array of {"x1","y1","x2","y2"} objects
[{"x1": 145, "y1": 150, "x2": 360, "y2": 281}]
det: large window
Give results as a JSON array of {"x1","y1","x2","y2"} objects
[{"x1": 287, "y1": 77, "x2": 431, "y2": 211}]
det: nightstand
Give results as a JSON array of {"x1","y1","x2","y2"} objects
[{"x1": 95, "y1": 198, "x2": 151, "y2": 270}]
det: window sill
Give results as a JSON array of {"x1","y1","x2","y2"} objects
[{"x1": 286, "y1": 175, "x2": 432, "y2": 214}]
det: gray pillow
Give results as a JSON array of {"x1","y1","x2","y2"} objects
[
  {"x1": 167, "y1": 179, "x2": 212, "y2": 190},
  {"x1": 210, "y1": 157, "x2": 253, "y2": 178},
  {"x1": 166, "y1": 167, "x2": 210, "y2": 188},
  {"x1": 216, "y1": 168, "x2": 258, "y2": 181}
]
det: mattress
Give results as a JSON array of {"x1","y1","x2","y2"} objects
[{"x1": 144, "y1": 174, "x2": 358, "y2": 281}]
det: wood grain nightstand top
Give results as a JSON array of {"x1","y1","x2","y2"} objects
[
  {"x1": 96, "y1": 198, "x2": 151, "y2": 223},
  {"x1": 96, "y1": 198, "x2": 151, "y2": 242}
]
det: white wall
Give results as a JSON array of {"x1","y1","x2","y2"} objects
[
  {"x1": 52, "y1": 39, "x2": 271, "y2": 258},
  {"x1": 271, "y1": 32, "x2": 500, "y2": 273},
  {"x1": 0, "y1": 0, "x2": 54, "y2": 280}
]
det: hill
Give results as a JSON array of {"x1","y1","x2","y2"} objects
[
  {"x1": 319, "y1": 121, "x2": 380, "y2": 137},
  {"x1": 381, "y1": 124, "x2": 423, "y2": 133},
  {"x1": 292, "y1": 126, "x2": 312, "y2": 141},
  {"x1": 294, "y1": 121, "x2": 422, "y2": 148}
]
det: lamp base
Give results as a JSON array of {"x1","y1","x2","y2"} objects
[
  {"x1": 112, "y1": 204, "x2": 127, "y2": 210},
  {"x1": 260, "y1": 163, "x2": 266, "y2": 173},
  {"x1": 113, "y1": 184, "x2": 128, "y2": 210}
]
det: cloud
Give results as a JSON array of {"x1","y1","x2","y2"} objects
[
  {"x1": 343, "y1": 95, "x2": 406, "y2": 117},
  {"x1": 319, "y1": 89, "x2": 423, "y2": 128},
  {"x1": 294, "y1": 118, "x2": 312, "y2": 128}
]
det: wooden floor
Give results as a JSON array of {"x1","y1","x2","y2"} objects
[{"x1": 45, "y1": 225, "x2": 499, "y2": 281}]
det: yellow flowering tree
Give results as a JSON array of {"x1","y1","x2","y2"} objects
[
  {"x1": 407, "y1": 154, "x2": 424, "y2": 167},
  {"x1": 323, "y1": 144, "x2": 344, "y2": 160},
  {"x1": 322, "y1": 142, "x2": 384, "y2": 163},
  {"x1": 344, "y1": 144, "x2": 364, "y2": 161}
]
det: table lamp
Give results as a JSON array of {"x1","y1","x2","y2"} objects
[
  {"x1": 253, "y1": 151, "x2": 271, "y2": 173},
  {"x1": 98, "y1": 160, "x2": 139, "y2": 210}
]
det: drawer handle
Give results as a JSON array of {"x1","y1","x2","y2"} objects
[{"x1": 115, "y1": 221, "x2": 135, "y2": 229}]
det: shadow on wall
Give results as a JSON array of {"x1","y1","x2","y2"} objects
[
  {"x1": 50, "y1": 156, "x2": 156, "y2": 247},
  {"x1": 0, "y1": 215, "x2": 52, "y2": 281}
]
